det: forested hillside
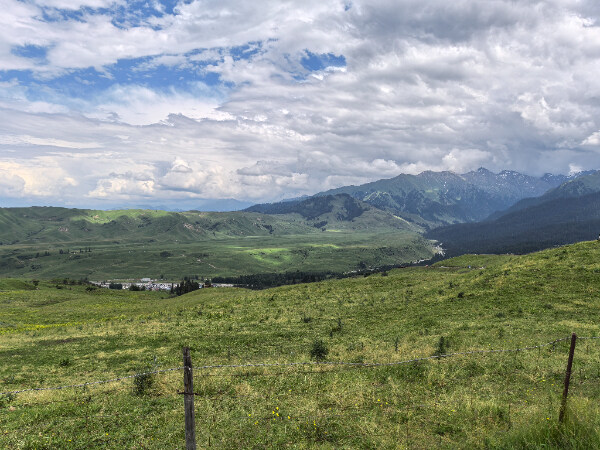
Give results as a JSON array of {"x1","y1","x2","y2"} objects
[{"x1": 427, "y1": 191, "x2": 600, "y2": 256}]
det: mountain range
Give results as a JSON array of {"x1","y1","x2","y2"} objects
[
  {"x1": 248, "y1": 167, "x2": 600, "y2": 258},
  {"x1": 427, "y1": 171, "x2": 600, "y2": 256},
  {"x1": 315, "y1": 168, "x2": 579, "y2": 228}
]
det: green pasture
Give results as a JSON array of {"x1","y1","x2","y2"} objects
[
  {"x1": 0, "y1": 230, "x2": 432, "y2": 280},
  {"x1": 1, "y1": 241, "x2": 600, "y2": 448}
]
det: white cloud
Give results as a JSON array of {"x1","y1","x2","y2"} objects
[
  {"x1": 582, "y1": 131, "x2": 600, "y2": 146},
  {"x1": 35, "y1": 0, "x2": 117, "y2": 9},
  {"x1": 2, "y1": 0, "x2": 600, "y2": 207},
  {"x1": 89, "y1": 84, "x2": 231, "y2": 125},
  {"x1": 0, "y1": 134, "x2": 101, "y2": 149},
  {"x1": 0, "y1": 159, "x2": 77, "y2": 197},
  {"x1": 88, "y1": 177, "x2": 155, "y2": 198},
  {"x1": 442, "y1": 149, "x2": 493, "y2": 173}
]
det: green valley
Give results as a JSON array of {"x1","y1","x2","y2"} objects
[{"x1": 0, "y1": 196, "x2": 434, "y2": 280}]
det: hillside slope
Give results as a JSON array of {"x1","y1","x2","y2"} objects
[
  {"x1": 427, "y1": 191, "x2": 600, "y2": 256},
  {"x1": 2, "y1": 241, "x2": 600, "y2": 448},
  {"x1": 0, "y1": 207, "x2": 311, "y2": 245},
  {"x1": 0, "y1": 201, "x2": 434, "y2": 279},
  {"x1": 487, "y1": 170, "x2": 600, "y2": 220},
  {"x1": 245, "y1": 193, "x2": 420, "y2": 232}
]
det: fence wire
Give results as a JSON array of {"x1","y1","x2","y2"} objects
[
  {"x1": 3, "y1": 334, "x2": 591, "y2": 397},
  {"x1": 190, "y1": 335, "x2": 571, "y2": 373},
  {"x1": 0, "y1": 366, "x2": 184, "y2": 396}
]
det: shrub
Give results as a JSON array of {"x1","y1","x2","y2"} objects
[
  {"x1": 59, "y1": 358, "x2": 71, "y2": 367},
  {"x1": 310, "y1": 339, "x2": 329, "y2": 361},
  {"x1": 433, "y1": 336, "x2": 450, "y2": 356},
  {"x1": 133, "y1": 370, "x2": 154, "y2": 396},
  {"x1": 0, "y1": 393, "x2": 16, "y2": 407}
]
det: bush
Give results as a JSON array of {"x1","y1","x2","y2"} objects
[
  {"x1": 433, "y1": 336, "x2": 450, "y2": 356},
  {"x1": 0, "y1": 392, "x2": 16, "y2": 407},
  {"x1": 310, "y1": 339, "x2": 329, "y2": 361},
  {"x1": 59, "y1": 358, "x2": 71, "y2": 367},
  {"x1": 133, "y1": 370, "x2": 155, "y2": 396}
]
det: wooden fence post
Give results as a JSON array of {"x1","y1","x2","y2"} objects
[
  {"x1": 559, "y1": 333, "x2": 577, "y2": 423},
  {"x1": 183, "y1": 347, "x2": 197, "y2": 450}
]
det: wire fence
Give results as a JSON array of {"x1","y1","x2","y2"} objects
[
  {"x1": 2, "y1": 334, "x2": 592, "y2": 396},
  {"x1": 0, "y1": 367, "x2": 184, "y2": 396},
  {"x1": 2, "y1": 334, "x2": 600, "y2": 447}
]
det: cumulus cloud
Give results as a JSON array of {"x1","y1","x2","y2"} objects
[
  {"x1": 0, "y1": 159, "x2": 77, "y2": 197},
  {"x1": 2, "y1": 0, "x2": 600, "y2": 207}
]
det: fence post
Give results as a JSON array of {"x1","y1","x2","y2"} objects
[
  {"x1": 559, "y1": 333, "x2": 577, "y2": 423},
  {"x1": 183, "y1": 347, "x2": 197, "y2": 450}
]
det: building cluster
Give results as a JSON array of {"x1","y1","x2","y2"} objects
[{"x1": 91, "y1": 280, "x2": 234, "y2": 291}]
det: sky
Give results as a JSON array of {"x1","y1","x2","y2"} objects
[{"x1": 2, "y1": 0, "x2": 600, "y2": 209}]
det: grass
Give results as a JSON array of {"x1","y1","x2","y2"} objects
[
  {"x1": 0, "y1": 204, "x2": 434, "y2": 280},
  {"x1": 1, "y1": 241, "x2": 600, "y2": 448},
  {"x1": 0, "y1": 230, "x2": 432, "y2": 280}
]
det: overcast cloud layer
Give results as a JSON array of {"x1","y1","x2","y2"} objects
[{"x1": 2, "y1": 0, "x2": 600, "y2": 208}]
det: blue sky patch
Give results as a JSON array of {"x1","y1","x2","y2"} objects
[
  {"x1": 301, "y1": 51, "x2": 346, "y2": 72},
  {"x1": 11, "y1": 44, "x2": 48, "y2": 62}
]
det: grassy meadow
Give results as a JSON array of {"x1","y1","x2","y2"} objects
[
  {"x1": 2, "y1": 241, "x2": 600, "y2": 448},
  {"x1": 0, "y1": 230, "x2": 432, "y2": 280},
  {"x1": 0, "y1": 205, "x2": 433, "y2": 280}
]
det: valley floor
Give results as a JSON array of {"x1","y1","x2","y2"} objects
[{"x1": 0, "y1": 230, "x2": 433, "y2": 280}]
